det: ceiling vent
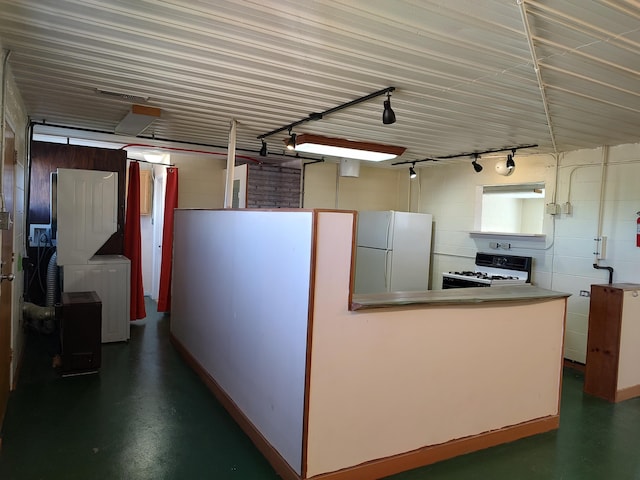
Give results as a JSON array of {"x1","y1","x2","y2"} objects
[{"x1": 115, "y1": 104, "x2": 161, "y2": 136}]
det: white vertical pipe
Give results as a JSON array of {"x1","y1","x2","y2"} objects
[
  {"x1": 224, "y1": 119, "x2": 237, "y2": 208},
  {"x1": 594, "y1": 145, "x2": 609, "y2": 262}
]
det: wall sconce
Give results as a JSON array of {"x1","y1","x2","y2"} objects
[{"x1": 290, "y1": 134, "x2": 406, "y2": 161}]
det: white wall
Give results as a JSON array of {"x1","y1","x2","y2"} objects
[
  {"x1": 171, "y1": 153, "x2": 226, "y2": 208},
  {"x1": 552, "y1": 144, "x2": 640, "y2": 362},
  {"x1": 304, "y1": 161, "x2": 409, "y2": 211},
  {"x1": 132, "y1": 154, "x2": 226, "y2": 297},
  {"x1": 414, "y1": 145, "x2": 640, "y2": 363}
]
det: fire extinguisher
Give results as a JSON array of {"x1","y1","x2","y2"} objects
[{"x1": 637, "y1": 212, "x2": 640, "y2": 247}]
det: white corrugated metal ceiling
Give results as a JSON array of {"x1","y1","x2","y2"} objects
[{"x1": 0, "y1": 0, "x2": 638, "y2": 166}]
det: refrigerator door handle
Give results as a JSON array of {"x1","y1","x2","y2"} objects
[
  {"x1": 385, "y1": 214, "x2": 392, "y2": 249},
  {"x1": 385, "y1": 250, "x2": 392, "y2": 291}
]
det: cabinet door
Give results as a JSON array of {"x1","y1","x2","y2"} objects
[
  {"x1": 139, "y1": 169, "x2": 152, "y2": 215},
  {"x1": 584, "y1": 286, "x2": 622, "y2": 401}
]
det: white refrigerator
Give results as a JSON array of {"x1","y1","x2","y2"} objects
[{"x1": 354, "y1": 211, "x2": 433, "y2": 294}]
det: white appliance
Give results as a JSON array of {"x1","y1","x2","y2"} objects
[
  {"x1": 441, "y1": 253, "x2": 532, "y2": 289},
  {"x1": 354, "y1": 211, "x2": 433, "y2": 294},
  {"x1": 56, "y1": 168, "x2": 131, "y2": 343}
]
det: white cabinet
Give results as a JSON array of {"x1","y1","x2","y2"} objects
[{"x1": 63, "y1": 255, "x2": 131, "y2": 343}]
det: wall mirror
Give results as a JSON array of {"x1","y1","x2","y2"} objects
[{"x1": 479, "y1": 182, "x2": 545, "y2": 235}]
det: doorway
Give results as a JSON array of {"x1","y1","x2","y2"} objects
[{"x1": 0, "y1": 122, "x2": 15, "y2": 434}]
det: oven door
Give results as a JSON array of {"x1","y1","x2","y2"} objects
[{"x1": 442, "y1": 275, "x2": 491, "y2": 289}]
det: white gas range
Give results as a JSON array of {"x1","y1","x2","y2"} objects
[{"x1": 442, "y1": 253, "x2": 532, "y2": 289}]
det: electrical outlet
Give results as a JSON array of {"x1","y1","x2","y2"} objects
[{"x1": 579, "y1": 290, "x2": 590, "y2": 297}]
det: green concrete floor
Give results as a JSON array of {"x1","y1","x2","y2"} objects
[{"x1": 0, "y1": 298, "x2": 639, "y2": 479}]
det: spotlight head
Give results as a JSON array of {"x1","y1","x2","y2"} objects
[
  {"x1": 472, "y1": 159, "x2": 483, "y2": 173},
  {"x1": 506, "y1": 153, "x2": 515, "y2": 170},
  {"x1": 286, "y1": 133, "x2": 297, "y2": 150},
  {"x1": 259, "y1": 139, "x2": 268, "y2": 156},
  {"x1": 409, "y1": 164, "x2": 417, "y2": 179},
  {"x1": 382, "y1": 93, "x2": 396, "y2": 125}
]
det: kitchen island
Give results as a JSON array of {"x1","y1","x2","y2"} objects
[{"x1": 170, "y1": 209, "x2": 569, "y2": 480}]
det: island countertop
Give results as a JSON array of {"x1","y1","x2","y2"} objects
[{"x1": 351, "y1": 284, "x2": 570, "y2": 310}]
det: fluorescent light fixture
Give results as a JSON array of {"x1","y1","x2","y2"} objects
[
  {"x1": 292, "y1": 134, "x2": 405, "y2": 162},
  {"x1": 115, "y1": 104, "x2": 161, "y2": 136},
  {"x1": 143, "y1": 151, "x2": 168, "y2": 163}
]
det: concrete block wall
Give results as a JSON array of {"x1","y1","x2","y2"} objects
[
  {"x1": 246, "y1": 164, "x2": 301, "y2": 208},
  {"x1": 416, "y1": 144, "x2": 640, "y2": 363}
]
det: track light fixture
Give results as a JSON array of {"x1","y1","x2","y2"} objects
[
  {"x1": 259, "y1": 139, "x2": 268, "y2": 156},
  {"x1": 382, "y1": 92, "x2": 396, "y2": 125},
  {"x1": 472, "y1": 154, "x2": 483, "y2": 173},
  {"x1": 257, "y1": 87, "x2": 397, "y2": 143},
  {"x1": 506, "y1": 149, "x2": 516, "y2": 170},
  {"x1": 286, "y1": 132, "x2": 297, "y2": 150},
  {"x1": 409, "y1": 162, "x2": 417, "y2": 179}
]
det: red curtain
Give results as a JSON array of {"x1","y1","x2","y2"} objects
[
  {"x1": 124, "y1": 161, "x2": 146, "y2": 320},
  {"x1": 157, "y1": 167, "x2": 178, "y2": 312}
]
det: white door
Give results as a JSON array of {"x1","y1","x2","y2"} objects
[
  {"x1": 151, "y1": 165, "x2": 166, "y2": 301},
  {"x1": 56, "y1": 168, "x2": 118, "y2": 265}
]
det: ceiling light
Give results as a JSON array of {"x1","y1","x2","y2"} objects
[
  {"x1": 143, "y1": 151, "x2": 167, "y2": 163},
  {"x1": 115, "y1": 104, "x2": 161, "y2": 136},
  {"x1": 286, "y1": 133, "x2": 297, "y2": 150},
  {"x1": 506, "y1": 150, "x2": 516, "y2": 170},
  {"x1": 382, "y1": 92, "x2": 396, "y2": 125},
  {"x1": 472, "y1": 154, "x2": 483, "y2": 173},
  {"x1": 409, "y1": 163, "x2": 417, "y2": 179},
  {"x1": 291, "y1": 134, "x2": 406, "y2": 162},
  {"x1": 259, "y1": 139, "x2": 268, "y2": 156}
]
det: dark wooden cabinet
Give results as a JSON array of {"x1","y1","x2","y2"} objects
[
  {"x1": 584, "y1": 283, "x2": 640, "y2": 402},
  {"x1": 60, "y1": 291, "x2": 102, "y2": 376}
]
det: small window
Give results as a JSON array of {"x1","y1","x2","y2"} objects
[{"x1": 480, "y1": 183, "x2": 545, "y2": 234}]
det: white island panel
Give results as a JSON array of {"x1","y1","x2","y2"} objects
[{"x1": 171, "y1": 209, "x2": 313, "y2": 475}]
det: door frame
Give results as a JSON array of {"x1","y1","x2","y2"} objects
[{"x1": 0, "y1": 120, "x2": 16, "y2": 436}]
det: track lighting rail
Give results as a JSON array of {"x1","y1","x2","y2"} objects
[
  {"x1": 257, "y1": 86, "x2": 396, "y2": 140},
  {"x1": 391, "y1": 144, "x2": 538, "y2": 166}
]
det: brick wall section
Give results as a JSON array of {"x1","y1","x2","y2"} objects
[{"x1": 246, "y1": 163, "x2": 301, "y2": 208}]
